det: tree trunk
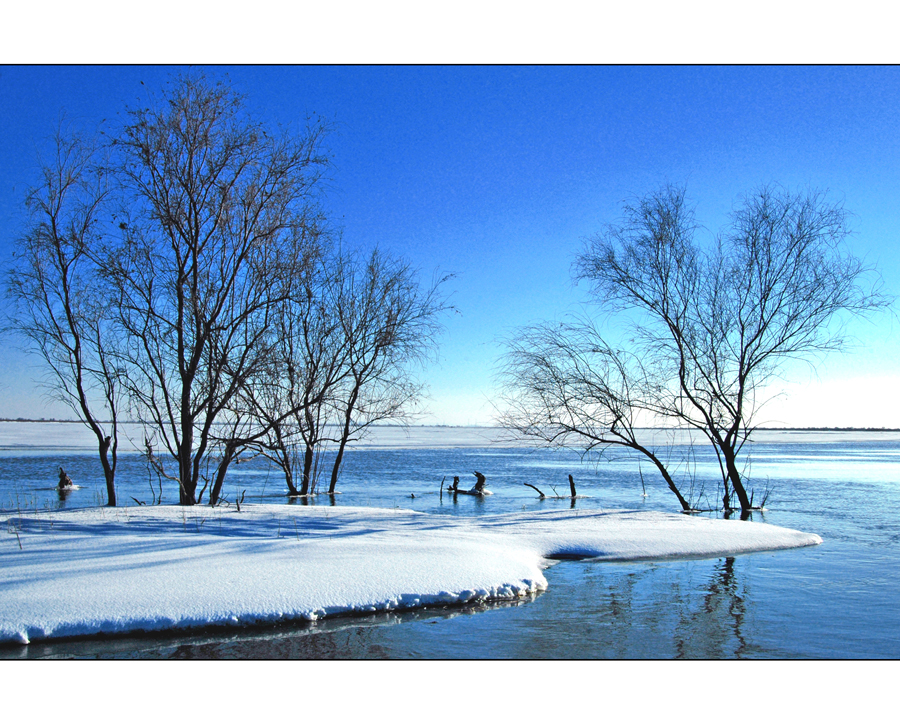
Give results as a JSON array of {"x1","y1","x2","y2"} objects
[
  {"x1": 446, "y1": 473, "x2": 488, "y2": 496},
  {"x1": 178, "y1": 447, "x2": 196, "y2": 505},
  {"x1": 177, "y1": 417, "x2": 197, "y2": 505},
  {"x1": 721, "y1": 446, "x2": 751, "y2": 512},
  {"x1": 270, "y1": 426, "x2": 299, "y2": 495},
  {"x1": 328, "y1": 440, "x2": 347, "y2": 494},
  {"x1": 641, "y1": 449, "x2": 692, "y2": 512},
  {"x1": 299, "y1": 443, "x2": 314, "y2": 495},
  {"x1": 98, "y1": 436, "x2": 116, "y2": 507},
  {"x1": 209, "y1": 444, "x2": 236, "y2": 506},
  {"x1": 103, "y1": 466, "x2": 117, "y2": 507},
  {"x1": 524, "y1": 483, "x2": 545, "y2": 498},
  {"x1": 329, "y1": 386, "x2": 359, "y2": 494},
  {"x1": 284, "y1": 459, "x2": 299, "y2": 496}
]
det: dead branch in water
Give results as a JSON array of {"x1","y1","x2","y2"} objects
[
  {"x1": 524, "y1": 483, "x2": 545, "y2": 498},
  {"x1": 444, "y1": 472, "x2": 488, "y2": 496},
  {"x1": 526, "y1": 475, "x2": 581, "y2": 501}
]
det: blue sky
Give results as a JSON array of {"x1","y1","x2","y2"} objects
[{"x1": 1, "y1": 65, "x2": 899, "y2": 426}]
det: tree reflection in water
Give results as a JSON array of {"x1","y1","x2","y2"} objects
[
  {"x1": 8, "y1": 556, "x2": 761, "y2": 659},
  {"x1": 673, "y1": 557, "x2": 751, "y2": 658}
]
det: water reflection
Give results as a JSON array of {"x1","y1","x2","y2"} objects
[
  {"x1": 462, "y1": 555, "x2": 760, "y2": 659},
  {"x1": 673, "y1": 557, "x2": 749, "y2": 658},
  {"x1": 2, "y1": 594, "x2": 540, "y2": 660},
  {"x1": 580, "y1": 556, "x2": 753, "y2": 659},
  {"x1": 284, "y1": 494, "x2": 337, "y2": 507}
]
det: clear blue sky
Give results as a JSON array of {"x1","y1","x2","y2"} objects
[{"x1": 1, "y1": 65, "x2": 899, "y2": 426}]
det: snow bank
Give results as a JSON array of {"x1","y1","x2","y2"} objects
[{"x1": 0, "y1": 505, "x2": 821, "y2": 645}]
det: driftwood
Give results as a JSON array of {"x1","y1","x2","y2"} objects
[
  {"x1": 57, "y1": 466, "x2": 73, "y2": 489},
  {"x1": 525, "y1": 474, "x2": 579, "y2": 500},
  {"x1": 524, "y1": 483, "x2": 545, "y2": 498},
  {"x1": 443, "y1": 472, "x2": 489, "y2": 496},
  {"x1": 472, "y1": 471, "x2": 486, "y2": 493}
]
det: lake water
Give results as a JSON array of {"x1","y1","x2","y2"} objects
[{"x1": 2, "y1": 423, "x2": 899, "y2": 659}]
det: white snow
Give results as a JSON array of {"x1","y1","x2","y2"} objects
[{"x1": 0, "y1": 503, "x2": 821, "y2": 645}]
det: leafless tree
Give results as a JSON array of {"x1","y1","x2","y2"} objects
[
  {"x1": 499, "y1": 318, "x2": 692, "y2": 510},
  {"x1": 238, "y1": 246, "x2": 450, "y2": 498},
  {"x1": 5, "y1": 130, "x2": 122, "y2": 506},
  {"x1": 503, "y1": 184, "x2": 889, "y2": 514},
  {"x1": 326, "y1": 248, "x2": 451, "y2": 494},
  {"x1": 106, "y1": 75, "x2": 330, "y2": 505},
  {"x1": 228, "y1": 249, "x2": 350, "y2": 498},
  {"x1": 201, "y1": 253, "x2": 336, "y2": 504},
  {"x1": 273, "y1": 273, "x2": 348, "y2": 497},
  {"x1": 7, "y1": 75, "x2": 451, "y2": 510}
]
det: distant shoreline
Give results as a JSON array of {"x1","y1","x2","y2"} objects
[{"x1": 1, "y1": 418, "x2": 899, "y2": 432}]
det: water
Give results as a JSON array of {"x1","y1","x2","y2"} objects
[{"x1": 2, "y1": 423, "x2": 899, "y2": 659}]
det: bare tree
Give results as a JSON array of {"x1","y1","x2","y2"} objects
[
  {"x1": 204, "y1": 257, "x2": 332, "y2": 506},
  {"x1": 6, "y1": 75, "x2": 449, "y2": 510},
  {"x1": 203, "y1": 247, "x2": 339, "y2": 504},
  {"x1": 503, "y1": 184, "x2": 888, "y2": 514},
  {"x1": 5, "y1": 130, "x2": 122, "y2": 506},
  {"x1": 107, "y1": 74, "x2": 330, "y2": 505},
  {"x1": 234, "y1": 251, "x2": 351, "y2": 497},
  {"x1": 326, "y1": 248, "x2": 451, "y2": 494},
  {"x1": 499, "y1": 318, "x2": 693, "y2": 510},
  {"x1": 276, "y1": 280, "x2": 348, "y2": 497}
]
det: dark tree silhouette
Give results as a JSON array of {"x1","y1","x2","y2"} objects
[
  {"x1": 326, "y1": 248, "x2": 451, "y2": 494},
  {"x1": 500, "y1": 320, "x2": 692, "y2": 510},
  {"x1": 6, "y1": 129, "x2": 122, "y2": 506},
  {"x1": 502, "y1": 184, "x2": 889, "y2": 514},
  {"x1": 107, "y1": 75, "x2": 330, "y2": 505}
]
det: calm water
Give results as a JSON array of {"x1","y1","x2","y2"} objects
[{"x1": 2, "y1": 424, "x2": 899, "y2": 659}]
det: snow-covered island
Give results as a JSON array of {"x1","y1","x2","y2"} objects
[{"x1": 0, "y1": 504, "x2": 821, "y2": 646}]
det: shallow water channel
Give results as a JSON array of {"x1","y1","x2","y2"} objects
[{"x1": 2, "y1": 425, "x2": 899, "y2": 659}]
